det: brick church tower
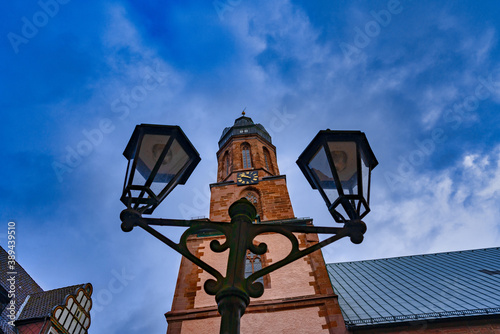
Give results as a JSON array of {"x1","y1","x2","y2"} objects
[{"x1": 165, "y1": 114, "x2": 347, "y2": 333}]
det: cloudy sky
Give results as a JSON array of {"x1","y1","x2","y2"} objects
[{"x1": 2, "y1": 0, "x2": 500, "y2": 332}]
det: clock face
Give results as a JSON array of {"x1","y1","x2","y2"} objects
[{"x1": 237, "y1": 171, "x2": 259, "y2": 185}]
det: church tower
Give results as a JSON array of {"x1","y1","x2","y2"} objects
[
  {"x1": 209, "y1": 113, "x2": 294, "y2": 222},
  {"x1": 165, "y1": 114, "x2": 347, "y2": 333}
]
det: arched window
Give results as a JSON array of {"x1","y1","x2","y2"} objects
[
  {"x1": 224, "y1": 152, "x2": 230, "y2": 177},
  {"x1": 242, "y1": 144, "x2": 252, "y2": 169},
  {"x1": 263, "y1": 147, "x2": 273, "y2": 173},
  {"x1": 245, "y1": 251, "x2": 264, "y2": 284},
  {"x1": 244, "y1": 190, "x2": 261, "y2": 219}
]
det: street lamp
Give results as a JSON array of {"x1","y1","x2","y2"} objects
[
  {"x1": 120, "y1": 124, "x2": 201, "y2": 215},
  {"x1": 296, "y1": 130, "x2": 378, "y2": 225},
  {"x1": 119, "y1": 124, "x2": 377, "y2": 334}
]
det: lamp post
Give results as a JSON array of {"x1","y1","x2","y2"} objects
[{"x1": 119, "y1": 124, "x2": 378, "y2": 334}]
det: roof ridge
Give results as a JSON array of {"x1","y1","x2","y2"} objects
[
  {"x1": 0, "y1": 246, "x2": 43, "y2": 293},
  {"x1": 29, "y1": 283, "x2": 86, "y2": 296}
]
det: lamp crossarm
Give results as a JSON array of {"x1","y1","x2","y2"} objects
[
  {"x1": 120, "y1": 208, "x2": 366, "y2": 299},
  {"x1": 245, "y1": 225, "x2": 350, "y2": 285},
  {"x1": 121, "y1": 209, "x2": 232, "y2": 284}
]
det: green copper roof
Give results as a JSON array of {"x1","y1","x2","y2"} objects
[
  {"x1": 327, "y1": 247, "x2": 500, "y2": 328},
  {"x1": 218, "y1": 115, "x2": 271, "y2": 148}
]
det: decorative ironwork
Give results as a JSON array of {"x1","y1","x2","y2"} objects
[{"x1": 120, "y1": 198, "x2": 366, "y2": 334}]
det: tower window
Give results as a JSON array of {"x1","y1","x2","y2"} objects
[
  {"x1": 244, "y1": 191, "x2": 262, "y2": 219},
  {"x1": 242, "y1": 144, "x2": 252, "y2": 169},
  {"x1": 225, "y1": 153, "x2": 230, "y2": 177},
  {"x1": 263, "y1": 147, "x2": 273, "y2": 173},
  {"x1": 245, "y1": 251, "x2": 264, "y2": 285}
]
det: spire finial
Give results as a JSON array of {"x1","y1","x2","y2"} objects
[{"x1": 242, "y1": 107, "x2": 246, "y2": 116}]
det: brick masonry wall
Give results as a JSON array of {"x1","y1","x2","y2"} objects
[
  {"x1": 349, "y1": 317, "x2": 500, "y2": 333},
  {"x1": 17, "y1": 322, "x2": 43, "y2": 334},
  {"x1": 16, "y1": 320, "x2": 51, "y2": 334},
  {"x1": 181, "y1": 306, "x2": 331, "y2": 334},
  {"x1": 209, "y1": 177, "x2": 295, "y2": 222},
  {"x1": 168, "y1": 237, "x2": 205, "y2": 313}
]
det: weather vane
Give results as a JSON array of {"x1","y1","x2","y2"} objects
[{"x1": 242, "y1": 107, "x2": 246, "y2": 116}]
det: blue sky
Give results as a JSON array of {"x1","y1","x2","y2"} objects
[{"x1": 2, "y1": 0, "x2": 500, "y2": 332}]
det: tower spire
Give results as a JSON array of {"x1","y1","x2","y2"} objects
[{"x1": 242, "y1": 107, "x2": 246, "y2": 116}]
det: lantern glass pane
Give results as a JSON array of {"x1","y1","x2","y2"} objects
[
  {"x1": 335, "y1": 202, "x2": 350, "y2": 221},
  {"x1": 133, "y1": 134, "x2": 171, "y2": 187},
  {"x1": 327, "y1": 141, "x2": 358, "y2": 195},
  {"x1": 361, "y1": 149, "x2": 370, "y2": 202},
  {"x1": 359, "y1": 200, "x2": 368, "y2": 218},
  {"x1": 150, "y1": 138, "x2": 190, "y2": 196},
  {"x1": 334, "y1": 198, "x2": 362, "y2": 222},
  {"x1": 131, "y1": 160, "x2": 148, "y2": 188},
  {"x1": 308, "y1": 145, "x2": 339, "y2": 205}
]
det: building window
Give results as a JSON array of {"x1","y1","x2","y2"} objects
[
  {"x1": 245, "y1": 251, "x2": 264, "y2": 285},
  {"x1": 222, "y1": 151, "x2": 230, "y2": 178},
  {"x1": 245, "y1": 192, "x2": 257, "y2": 204},
  {"x1": 263, "y1": 147, "x2": 273, "y2": 173},
  {"x1": 242, "y1": 144, "x2": 252, "y2": 169},
  {"x1": 244, "y1": 191, "x2": 261, "y2": 220}
]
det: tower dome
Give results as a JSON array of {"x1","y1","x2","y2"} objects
[{"x1": 218, "y1": 114, "x2": 272, "y2": 149}]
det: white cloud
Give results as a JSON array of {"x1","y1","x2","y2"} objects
[{"x1": 366, "y1": 145, "x2": 500, "y2": 259}]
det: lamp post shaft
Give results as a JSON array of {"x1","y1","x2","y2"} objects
[
  {"x1": 215, "y1": 199, "x2": 256, "y2": 334},
  {"x1": 217, "y1": 290, "x2": 248, "y2": 334}
]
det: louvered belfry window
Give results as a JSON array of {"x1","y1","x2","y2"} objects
[
  {"x1": 242, "y1": 144, "x2": 252, "y2": 169},
  {"x1": 263, "y1": 147, "x2": 273, "y2": 173},
  {"x1": 225, "y1": 153, "x2": 230, "y2": 176}
]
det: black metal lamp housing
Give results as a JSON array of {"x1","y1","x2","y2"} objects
[
  {"x1": 120, "y1": 124, "x2": 201, "y2": 214},
  {"x1": 297, "y1": 130, "x2": 378, "y2": 223}
]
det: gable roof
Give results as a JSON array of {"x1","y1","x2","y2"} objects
[
  {"x1": 17, "y1": 284, "x2": 86, "y2": 321},
  {"x1": 0, "y1": 247, "x2": 44, "y2": 334},
  {"x1": 0, "y1": 247, "x2": 43, "y2": 295},
  {"x1": 327, "y1": 247, "x2": 500, "y2": 328}
]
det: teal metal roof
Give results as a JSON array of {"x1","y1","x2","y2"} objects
[{"x1": 326, "y1": 247, "x2": 500, "y2": 328}]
